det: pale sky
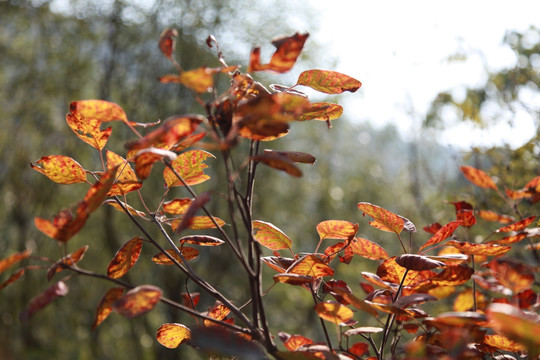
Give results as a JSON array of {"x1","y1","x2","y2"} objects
[{"x1": 307, "y1": 0, "x2": 540, "y2": 149}]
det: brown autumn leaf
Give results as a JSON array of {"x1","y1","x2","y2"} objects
[
  {"x1": 495, "y1": 215, "x2": 536, "y2": 233},
  {"x1": 396, "y1": 254, "x2": 446, "y2": 271},
  {"x1": 349, "y1": 237, "x2": 389, "y2": 260},
  {"x1": 47, "y1": 245, "x2": 88, "y2": 281},
  {"x1": 485, "y1": 258, "x2": 535, "y2": 293},
  {"x1": 287, "y1": 254, "x2": 334, "y2": 278},
  {"x1": 0, "y1": 249, "x2": 31, "y2": 274},
  {"x1": 163, "y1": 150, "x2": 215, "y2": 187},
  {"x1": 460, "y1": 165, "x2": 497, "y2": 190},
  {"x1": 446, "y1": 240, "x2": 510, "y2": 256},
  {"x1": 299, "y1": 102, "x2": 343, "y2": 122},
  {"x1": 316, "y1": 220, "x2": 359, "y2": 241},
  {"x1": 332, "y1": 288, "x2": 379, "y2": 317},
  {"x1": 419, "y1": 220, "x2": 462, "y2": 251},
  {"x1": 113, "y1": 285, "x2": 162, "y2": 318},
  {"x1": 377, "y1": 257, "x2": 437, "y2": 288},
  {"x1": 162, "y1": 198, "x2": 193, "y2": 215},
  {"x1": 343, "y1": 327, "x2": 384, "y2": 337},
  {"x1": 0, "y1": 269, "x2": 26, "y2": 291},
  {"x1": 179, "y1": 235, "x2": 225, "y2": 247},
  {"x1": 107, "y1": 237, "x2": 143, "y2": 279},
  {"x1": 273, "y1": 273, "x2": 314, "y2": 286},
  {"x1": 248, "y1": 32, "x2": 309, "y2": 73},
  {"x1": 357, "y1": 202, "x2": 404, "y2": 234},
  {"x1": 66, "y1": 109, "x2": 112, "y2": 150},
  {"x1": 297, "y1": 70, "x2": 362, "y2": 94},
  {"x1": 159, "y1": 28, "x2": 178, "y2": 59},
  {"x1": 31, "y1": 155, "x2": 87, "y2": 185},
  {"x1": 91, "y1": 287, "x2": 124, "y2": 329},
  {"x1": 20, "y1": 281, "x2": 69, "y2": 321},
  {"x1": 151, "y1": 247, "x2": 199, "y2": 265},
  {"x1": 315, "y1": 301, "x2": 354, "y2": 325},
  {"x1": 261, "y1": 256, "x2": 295, "y2": 273},
  {"x1": 515, "y1": 289, "x2": 538, "y2": 309},
  {"x1": 251, "y1": 153, "x2": 302, "y2": 177},
  {"x1": 478, "y1": 210, "x2": 515, "y2": 224},
  {"x1": 156, "y1": 323, "x2": 191, "y2": 349},
  {"x1": 263, "y1": 149, "x2": 316, "y2": 165},
  {"x1": 252, "y1": 220, "x2": 292, "y2": 250}
]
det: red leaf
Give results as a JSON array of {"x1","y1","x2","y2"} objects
[
  {"x1": 357, "y1": 202, "x2": 404, "y2": 234},
  {"x1": 107, "y1": 237, "x2": 143, "y2": 279},
  {"x1": 0, "y1": 269, "x2": 26, "y2": 291},
  {"x1": 159, "y1": 28, "x2": 178, "y2": 59},
  {"x1": 486, "y1": 303, "x2": 540, "y2": 351},
  {"x1": 91, "y1": 287, "x2": 124, "y2": 329},
  {"x1": 460, "y1": 165, "x2": 497, "y2": 190},
  {"x1": 419, "y1": 221, "x2": 462, "y2": 251},
  {"x1": 0, "y1": 249, "x2": 31, "y2": 274},
  {"x1": 478, "y1": 210, "x2": 515, "y2": 224},
  {"x1": 423, "y1": 222, "x2": 442, "y2": 234},
  {"x1": 113, "y1": 285, "x2": 162, "y2": 318},
  {"x1": 486, "y1": 258, "x2": 535, "y2": 293},
  {"x1": 47, "y1": 245, "x2": 88, "y2": 281},
  {"x1": 204, "y1": 302, "x2": 231, "y2": 327},
  {"x1": 278, "y1": 332, "x2": 313, "y2": 351},
  {"x1": 496, "y1": 215, "x2": 536, "y2": 233},
  {"x1": 20, "y1": 281, "x2": 69, "y2": 321},
  {"x1": 31, "y1": 155, "x2": 87, "y2": 184},
  {"x1": 297, "y1": 69, "x2": 362, "y2": 94},
  {"x1": 248, "y1": 32, "x2": 309, "y2": 73}
]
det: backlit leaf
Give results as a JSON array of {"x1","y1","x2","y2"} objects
[
  {"x1": 69, "y1": 100, "x2": 128, "y2": 123},
  {"x1": 106, "y1": 150, "x2": 141, "y2": 196},
  {"x1": 163, "y1": 198, "x2": 193, "y2": 215},
  {"x1": 31, "y1": 155, "x2": 86, "y2": 184},
  {"x1": 251, "y1": 153, "x2": 302, "y2": 177},
  {"x1": 495, "y1": 216, "x2": 536, "y2": 233},
  {"x1": 361, "y1": 272, "x2": 396, "y2": 291},
  {"x1": 156, "y1": 323, "x2": 191, "y2": 348},
  {"x1": 429, "y1": 265, "x2": 473, "y2": 287},
  {"x1": 446, "y1": 240, "x2": 510, "y2": 256},
  {"x1": 179, "y1": 235, "x2": 225, "y2": 247},
  {"x1": 377, "y1": 257, "x2": 436, "y2": 287},
  {"x1": 0, "y1": 269, "x2": 26, "y2": 291},
  {"x1": 248, "y1": 32, "x2": 309, "y2": 73},
  {"x1": 349, "y1": 237, "x2": 389, "y2": 260},
  {"x1": 180, "y1": 292, "x2": 200, "y2": 309},
  {"x1": 478, "y1": 210, "x2": 515, "y2": 224},
  {"x1": 332, "y1": 288, "x2": 379, "y2": 317},
  {"x1": 460, "y1": 165, "x2": 497, "y2": 190},
  {"x1": 297, "y1": 70, "x2": 362, "y2": 94},
  {"x1": 0, "y1": 249, "x2": 31, "y2": 274},
  {"x1": 91, "y1": 287, "x2": 124, "y2": 329},
  {"x1": 419, "y1": 221, "x2": 462, "y2": 251},
  {"x1": 394, "y1": 293, "x2": 437, "y2": 309},
  {"x1": 189, "y1": 325, "x2": 265, "y2": 359},
  {"x1": 349, "y1": 342, "x2": 369, "y2": 357},
  {"x1": 486, "y1": 258, "x2": 534, "y2": 293},
  {"x1": 299, "y1": 102, "x2": 343, "y2": 121},
  {"x1": 423, "y1": 222, "x2": 442, "y2": 234},
  {"x1": 66, "y1": 110, "x2": 111, "y2": 150},
  {"x1": 163, "y1": 150, "x2": 215, "y2": 187},
  {"x1": 83, "y1": 166, "x2": 117, "y2": 213},
  {"x1": 159, "y1": 28, "x2": 178, "y2": 59},
  {"x1": 357, "y1": 202, "x2": 404, "y2": 234},
  {"x1": 178, "y1": 67, "x2": 215, "y2": 93},
  {"x1": 47, "y1": 245, "x2": 88, "y2": 281},
  {"x1": 151, "y1": 247, "x2": 199, "y2": 265},
  {"x1": 170, "y1": 216, "x2": 225, "y2": 232},
  {"x1": 278, "y1": 332, "x2": 313, "y2": 351},
  {"x1": 453, "y1": 289, "x2": 486, "y2": 311},
  {"x1": 490, "y1": 233, "x2": 527, "y2": 245},
  {"x1": 113, "y1": 285, "x2": 162, "y2": 318},
  {"x1": 252, "y1": 220, "x2": 292, "y2": 250},
  {"x1": 20, "y1": 281, "x2": 69, "y2": 321},
  {"x1": 396, "y1": 254, "x2": 446, "y2": 271},
  {"x1": 483, "y1": 334, "x2": 526, "y2": 353},
  {"x1": 288, "y1": 254, "x2": 334, "y2": 278},
  {"x1": 131, "y1": 147, "x2": 176, "y2": 180},
  {"x1": 316, "y1": 220, "x2": 359, "y2": 240},
  {"x1": 204, "y1": 302, "x2": 231, "y2": 327},
  {"x1": 107, "y1": 237, "x2": 143, "y2": 279},
  {"x1": 315, "y1": 301, "x2": 353, "y2": 325}
]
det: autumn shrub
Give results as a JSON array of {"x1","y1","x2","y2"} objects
[{"x1": 1, "y1": 29, "x2": 539, "y2": 360}]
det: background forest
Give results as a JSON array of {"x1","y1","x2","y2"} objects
[{"x1": 0, "y1": 1, "x2": 538, "y2": 359}]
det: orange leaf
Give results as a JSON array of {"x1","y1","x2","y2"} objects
[
  {"x1": 172, "y1": 67, "x2": 216, "y2": 93},
  {"x1": 0, "y1": 249, "x2": 31, "y2": 274},
  {"x1": 297, "y1": 70, "x2": 362, "y2": 94},
  {"x1": 446, "y1": 240, "x2": 510, "y2": 256},
  {"x1": 460, "y1": 165, "x2": 497, "y2": 190},
  {"x1": 490, "y1": 233, "x2": 527, "y2": 245},
  {"x1": 159, "y1": 28, "x2": 178, "y2": 59},
  {"x1": 204, "y1": 302, "x2": 231, "y2": 327},
  {"x1": 47, "y1": 245, "x2": 88, "y2": 281},
  {"x1": 113, "y1": 285, "x2": 162, "y2": 318},
  {"x1": 273, "y1": 273, "x2": 314, "y2": 286},
  {"x1": 252, "y1": 220, "x2": 292, "y2": 250},
  {"x1": 332, "y1": 288, "x2": 380, "y2": 317},
  {"x1": 377, "y1": 257, "x2": 437, "y2": 287},
  {"x1": 486, "y1": 303, "x2": 540, "y2": 352},
  {"x1": 419, "y1": 221, "x2": 462, "y2": 251},
  {"x1": 278, "y1": 332, "x2": 313, "y2": 351},
  {"x1": 315, "y1": 301, "x2": 353, "y2": 325},
  {"x1": 248, "y1": 32, "x2": 309, "y2": 73},
  {"x1": 357, "y1": 202, "x2": 404, "y2": 234},
  {"x1": 349, "y1": 342, "x2": 369, "y2": 357},
  {"x1": 429, "y1": 265, "x2": 473, "y2": 287},
  {"x1": 349, "y1": 237, "x2": 389, "y2": 260},
  {"x1": 20, "y1": 281, "x2": 69, "y2": 321},
  {"x1": 316, "y1": 220, "x2": 359, "y2": 240},
  {"x1": 69, "y1": 100, "x2": 128, "y2": 123},
  {"x1": 31, "y1": 155, "x2": 87, "y2": 184},
  {"x1": 486, "y1": 258, "x2": 535, "y2": 293},
  {"x1": 170, "y1": 216, "x2": 225, "y2": 232},
  {"x1": 396, "y1": 254, "x2": 446, "y2": 271},
  {"x1": 170, "y1": 132, "x2": 206, "y2": 152},
  {"x1": 156, "y1": 323, "x2": 191, "y2": 348},
  {"x1": 251, "y1": 153, "x2": 302, "y2": 177},
  {"x1": 106, "y1": 150, "x2": 141, "y2": 196},
  {"x1": 83, "y1": 166, "x2": 118, "y2": 213},
  {"x1": 496, "y1": 215, "x2": 536, "y2": 233},
  {"x1": 107, "y1": 237, "x2": 143, "y2": 279},
  {"x1": 483, "y1": 334, "x2": 525, "y2": 352},
  {"x1": 162, "y1": 198, "x2": 193, "y2": 215},
  {"x1": 66, "y1": 110, "x2": 111, "y2": 150},
  {"x1": 0, "y1": 269, "x2": 26, "y2": 291},
  {"x1": 179, "y1": 235, "x2": 225, "y2": 247},
  {"x1": 478, "y1": 210, "x2": 515, "y2": 224},
  {"x1": 151, "y1": 247, "x2": 199, "y2": 265},
  {"x1": 288, "y1": 254, "x2": 334, "y2": 278},
  {"x1": 453, "y1": 289, "x2": 486, "y2": 311},
  {"x1": 163, "y1": 150, "x2": 215, "y2": 187},
  {"x1": 91, "y1": 287, "x2": 124, "y2": 329},
  {"x1": 299, "y1": 102, "x2": 343, "y2": 121}
]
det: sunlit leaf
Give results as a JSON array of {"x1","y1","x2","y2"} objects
[
  {"x1": 377, "y1": 257, "x2": 437, "y2": 287},
  {"x1": 156, "y1": 323, "x2": 191, "y2": 348},
  {"x1": 453, "y1": 289, "x2": 486, "y2": 312},
  {"x1": 130, "y1": 147, "x2": 176, "y2": 180},
  {"x1": 162, "y1": 67, "x2": 216, "y2": 93},
  {"x1": 106, "y1": 150, "x2": 141, "y2": 195},
  {"x1": 364, "y1": 300, "x2": 414, "y2": 317},
  {"x1": 288, "y1": 254, "x2": 334, "y2": 278},
  {"x1": 248, "y1": 32, "x2": 309, "y2": 73},
  {"x1": 496, "y1": 216, "x2": 536, "y2": 233},
  {"x1": 180, "y1": 292, "x2": 200, "y2": 309},
  {"x1": 20, "y1": 281, "x2": 69, "y2": 321},
  {"x1": 316, "y1": 220, "x2": 359, "y2": 240},
  {"x1": 0, "y1": 268, "x2": 26, "y2": 291},
  {"x1": 357, "y1": 202, "x2": 404, "y2": 234},
  {"x1": 105, "y1": 199, "x2": 148, "y2": 218},
  {"x1": 84, "y1": 166, "x2": 118, "y2": 213},
  {"x1": 483, "y1": 334, "x2": 526, "y2": 353},
  {"x1": 315, "y1": 301, "x2": 353, "y2": 325},
  {"x1": 113, "y1": 285, "x2": 162, "y2": 318},
  {"x1": 251, "y1": 153, "x2": 302, "y2": 177},
  {"x1": 333, "y1": 288, "x2": 379, "y2": 317},
  {"x1": 159, "y1": 28, "x2": 178, "y2": 59},
  {"x1": 171, "y1": 216, "x2": 225, "y2": 232},
  {"x1": 69, "y1": 100, "x2": 128, "y2": 123},
  {"x1": 30, "y1": 155, "x2": 87, "y2": 185},
  {"x1": 490, "y1": 233, "x2": 527, "y2": 245},
  {"x1": 425, "y1": 311, "x2": 486, "y2": 328},
  {"x1": 419, "y1": 220, "x2": 462, "y2": 251},
  {"x1": 252, "y1": 220, "x2": 292, "y2": 250},
  {"x1": 460, "y1": 165, "x2": 497, "y2": 190},
  {"x1": 204, "y1": 302, "x2": 231, "y2": 327},
  {"x1": 446, "y1": 240, "x2": 510, "y2": 256},
  {"x1": 278, "y1": 332, "x2": 314, "y2": 351},
  {"x1": 297, "y1": 69, "x2": 362, "y2": 94},
  {"x1": 396, "y1": 254, "x2": 446, "y2": 271},
  {"x1": 163, "y1": 198, "x2": 193, "y2": 215},
  {"x1": 91, "y1": 287, "x2": 124, "y2": 329},
  {"x1": 423, "y1": 222, "x2": 442, "y2": 234},
  {"x1": 66, "y1": 110, "x2": 111, "y2": 150},
  {"x1": 163, "y1": 150, "x2": 215, "y2": 187},
  {"x1": 478, "y1": 210, "x2": 515, "y2": 224},
  {"x1": 0, "y1": 249, "x2": 31, "y2": 274},
  {"x1": 486, "y1": 258, "x2": 534, "y2": 293},
  {"x1": 47, "y1": 245, "x2": 88, "y2": 281},
  {"x1": 361, "y1": 272, "x2": 396, "y2": 291},
  {"x1": 349, "y1": 342, "x2": 369, "y2": 357},
  {"x1": 429, "y1": 264, "x2": 473, "y2": 287},
  {"x1": 107, "y1": 237, "x2": 143, "y2": 279},
  {"x1": 179, "y1": 235, "x2": 225, "y2": 247},
  {"x1": 299, "y1": 102, "x2": 343, "y2": 122},
  {"x1": 151, "y1": 247, "x2": 199, "y2": 265},
  {"x1": 515, "y1": 289, "x2": 538, "y2": 310},
  {"x1": 426, "y1": 253, "x2": 468, "y2": 266},
  {"x1": 349, "y1": 237, "x2": 389, "y2": 260}
]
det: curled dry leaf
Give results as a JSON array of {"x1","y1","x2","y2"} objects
[
  {"x1": 159, "y1": 28, "x2": 178, "y2": 59},
  {"x1": 297, "y1": 69, "x2": 362, "y2": 94}
]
